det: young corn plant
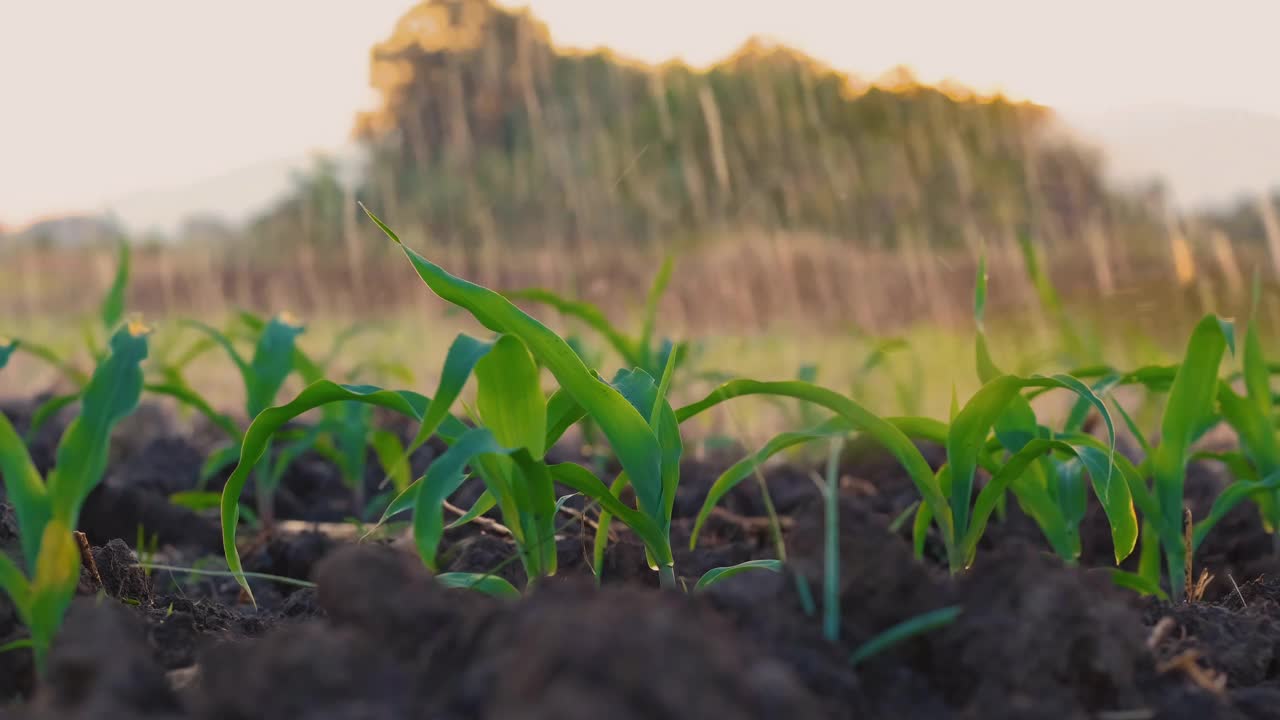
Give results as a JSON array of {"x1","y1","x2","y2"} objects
[
  {"x1": 4, "y1": 240, "x2": 132, "y2": 440},
  {"x1": 1056, "y1": 316, "x2": 1237, "y2": 601},
  {"x1": 159, "y1": 313, "x2": 306, "y2": 527},
  {"x1": 0, "y1": 323, "x2": 150, "y2": 672},
  {"x1": 965, "y1": 257, "x2": 1138, "y2": 565},
  {"x1": 212, "y1": 206, "x2": 782, "y2": 603},
  {"x1": 681, "y1": 260, "x2": 1127, "y2": 576},
  {"x1": 360, "y1": 206, "x2": 786, "y2": 593}
]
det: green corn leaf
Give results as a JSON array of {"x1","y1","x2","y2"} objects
[
  {"x1": 180, "y1": 320, "x2": 253, "y2": 395},
  {"x1": 365, "y1": 207, "x2": 666, "y2": 537},
  {"x1": 611, "y1": 367, "x2": 682, "y2": 532},
  {"x1": 0, "y1": 411, "x2": 49, "y2": 569},
  {"x1": 549, "y1": 463, "x2": 670, "y2": 565},
  {"x1": 220, "y1": 381, "x2": 451, "y2": 603},
  {"x1": 1111, "y1": 569, "x2": 1169, "y2": 600},
  {"x1": 169, "y1": 490, "x2": 223, "y2": 512},
  {"x1": 912, "y1": 481, "x2": 935, "y2": 559},
  {"x1": 46, "y1": 326, "x2": 149, "y2": 528},
  {"x1": 100, "y1": 240, "x2": 130, "y2": 331},
  {"x1": 246, "y1": 315, "x2": 306, "y2": 418},
  {"x1": 507, "y1": 450, "x2": 559, "y2": 576},
  {"x1": 476, "y1": 335, "x2": 546, "y2": 458},
  {"x1": 1110, "y1": 396, "x2": 1153, "y2": 458},
  {"x1": 503, "y1": 288, "x2": 642, "y2": 369},
  {"x1": 545, "y1": 388, "x2": 587, "y2": 449},
  {"x1": 24, "y1": 393, "x2": 80, "y2": 444},
  {"x1": 1150, "y1": 315, "x2": 1233, "y2": 596},
  {"x1": 265, "y1": 422, "x2": 326, "y2": 493},
  {"x1": 677, "y1": 379, "x2": 951, "y2": 547},
  {"x1": 435, "y1": 572, "x2": 520, "y2": 599},
  {"x1": 409, "y1": 334, "x2": 493, "y2": 454},
  {"x1": 27, "y1": 519, "x2": 81, "y2": 672},
  {"x1": 200, "y1": 445, "x2": 242, "y2": 483},
  {"x1": 691, "y1": 416, "x2": 851, "y2": 547},
  {"x1": 11, "y1": 340, "x2": 89, "y2": 387},
  {"x1": 948, "y1": 374, "x2": 1114, "y2": 554},
  {"x1": 378, "y1": 476, "x2": 426, "y2": 523},
  {"x1": 144, "y1": 382, "x2": 239, "y2": 438},
  {"x1": 693, "y1": 559, "x2": 783, "y2": 592},
  {"x1": 447, "y1": 489, "x2": 497, "y2": 529},
  {"x1": 1191, "y1": 449, "x2": 1259, "y2": 483},
  {"x1": 0, "y1": 548, "x2": 31, "y2": 609},
  {"x1": 1192, "y1": 471, "x2": 1280, "y2": 550},
  {"x1": 0, "y1": 638, "x2": 34, "y2": 655},
  {"x1": 412, "y1": 428, "x2": 507, "y2": 571},
  {"x1": 334, "y1": 402, "x2": 374, "y2": 488},
  {"x1": 370, "y1": 429, "x2": 412, "y2": 493},
  {"x1": 590, "y1": 473, "x2": 630, "y2": 582},
  {"x1": 849, "y1": 605, "x2": 962, "y2": 666}
]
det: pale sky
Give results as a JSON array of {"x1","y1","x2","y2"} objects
[{"x1": 2, "y1": 0, "x2": 1278, "y2": 230}]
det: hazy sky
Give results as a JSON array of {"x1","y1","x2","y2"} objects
[{"x1": 2, "y1": 0, "x2": 1278, "y2": 229}]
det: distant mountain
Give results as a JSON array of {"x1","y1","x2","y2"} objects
[
  {"x1": 1064, "y1": 103, "x2": 1280, "y2": 210},
  {"x1": 93, "y1": 144, "x2": 367, "y2": 237},
  {"x1": 1, "y1": 213, "x2": 123, "y2": 248}
]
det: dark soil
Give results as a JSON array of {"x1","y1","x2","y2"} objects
[{"x1": 2, "y1": 397, "x2": 1280, "y2": 718}]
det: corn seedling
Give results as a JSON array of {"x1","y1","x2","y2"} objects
[
  {"x1": 0, "y1": 323, "x2": 150, "y2": 672},
  {"x1": 4, "y1": 240, "x2": 131, "y2": 440},
  {"x1": 678, "y1": 269, "x2": 1128, "y2": 578},
  {"x1": 158, "y1": 313, "x2": 306, "y2": 527}
]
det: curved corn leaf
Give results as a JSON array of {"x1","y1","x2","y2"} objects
[
  {"x1": 370, "y1": 429, "x2": 411, "y2": 492},
  {"x1": 144, "y1": 382, "x2": 239, "y2": 438},
  {"x1": 1111, "y1": 569, "x2": 1169, "y2": 600},
  {"x1": 948, "y1": 374, "x2": 1114, "y2": 552},
  {"x1": 409, "y1": 334, "x2": 493, "y2": 454},
  {"x1": 200, "y1": 445, "x2": 242, "y2": 484},
  {"x1": 849, "y1": 605, "x2": 962, "y2": 666},
  {"x1": 170, "y1": 490, "x2": 222, "y2": 512},
  {"x1": 47, "y1": 327, "x2": 149, "y2": 527},
  {"x1": 365, "y1": 207, "x2": 666, "y2": 536},
  {"x1": 691, "y1": 416, "x2": 850, "y2": 547},
  {"x1": 503, "y1": 288, "x2": 641, "y2": 368},
  {"x1": 447, "y1": 489, "x2": 497, "y2": 529},
  {"x1": 435, "y1": 572, "x2": 520, "y2": 599},
  {"x1": 476, "y1": 335, "x2": 545, "y2": 458},
  {"x1": 246, "y1": 316, "x2": 305, "y2": 417},
  {"x1": 100, "y1": 240, "x2": 130, "y2": 331},
  {"x1": 220, "y1": 381, "x2": 451, "y2": 603},
  {"x1": 412, "y1": 428, "x2": 508, "y2": 572},
  {"x1": 24, "y1": 392, "x2": 80, "y2": 444},
  {"x1": 677, "y1": 379, "x2": 952, "y2": 556},
  {"x1": 11, "y1": 340, "x2": 88, "y2": 387},
  {"x1": 693, "y1": 558, "x2": 783, "y2": 592},
  {"x1": 1192, "y1": 471, "x2": 1280, "y2": 550},
  {"x1": 180, "y1": 320, "x2": 252, "y2": 393},
  {"x1": 549, "y1": 464, "x2": 669, "y2": 565}
]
